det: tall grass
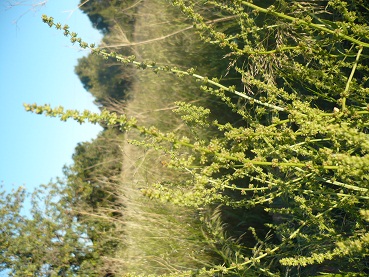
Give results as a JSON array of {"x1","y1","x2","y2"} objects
[{"x1": 112, "y1": 0, "x2": 233, "y2": 274}]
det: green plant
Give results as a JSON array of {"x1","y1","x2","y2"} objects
[{"x1": 24, "y1": 0, "x2": 369, "y2": 275}]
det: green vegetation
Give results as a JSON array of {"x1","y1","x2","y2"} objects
[{"x1": 2, "y1": 0, "x2": 369, "y2": 276}]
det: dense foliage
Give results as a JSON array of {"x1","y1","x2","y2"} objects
[
  {"x1": 75, "y1": 0, "x2": 138, "y2": 106},
  {"x1": 1, "y1": 129, "x2": 125, "y2": 276},
  {"x1": 2, "y1": 0, "x2": 369, "y2": 276}
]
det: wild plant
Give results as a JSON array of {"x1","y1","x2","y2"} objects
[{"x1": 24, "y1": 1, "x2": 369, "y2": 275}]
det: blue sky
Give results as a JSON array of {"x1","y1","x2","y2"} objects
[{"x1": 0, "y1": 1, "x2": 103, "y2": 195}]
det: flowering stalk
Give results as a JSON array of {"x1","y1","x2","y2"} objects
[
  {"x1": 41, "y1": 15, "x2": 285, "y2": 112},
  {"x1": 24, "y1": 103, "x2": 344, "y2": 171}
]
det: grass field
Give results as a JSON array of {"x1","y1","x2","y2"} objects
[
  {"x1": 113, "y1": 1, "x2": 220, "y2": 274},
  {"x1": 98, "y1": 1, "x2": 271, "y2": 274}
]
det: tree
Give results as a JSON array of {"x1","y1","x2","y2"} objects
[
  {"x1": 0, "y1": 187, "x2": 101, "y2": 277},
  {"x1": 78, "y1": 0, "x2": 138, "y2": 34},
  {"x1": 75, "y1": 54, "x2": 133, "y2": 106},
  {"x1": 60, "y1": 129, "x2": 124, "y2": 256},
  {"x1": 0, "y1": 130, "x2": 125, "y2": 277}
]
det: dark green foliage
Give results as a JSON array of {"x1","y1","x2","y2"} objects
[
  {"x1": 0, "y1": 187, "x2": 102, "y2": 276},
  {"x1": 0, "y1": 129, "x2": 125, "y2": 276},
  {"x1": 59, "y1": 129, "x2": 124, "y2": 260},
  {"x1": 79, "y1": 0, "x2": 138, "y2": 36},
  {"x1": 76, "y1": 0, "x2": 139, "y2": 106},
  {"x1": 75, "y1": 54, "x2": 133, "y2": 106},
  {"x1": 78, "y1": 0, "x2": 131, "y2": 33}
]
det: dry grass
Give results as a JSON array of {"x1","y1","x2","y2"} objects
[{"x1": 110, "y1": 0, "x2": 216, "y2": 275}]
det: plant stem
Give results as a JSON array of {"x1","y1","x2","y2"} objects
[
  {"x1": 342, "y1": 46, "x2": 363, "y2": 110},
  {"x1": 24, "y1": 103, "x2": 341, "y2": 171},
  {"x1": 241, "y1": 2, "x2": 369, "y2": 48}
]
